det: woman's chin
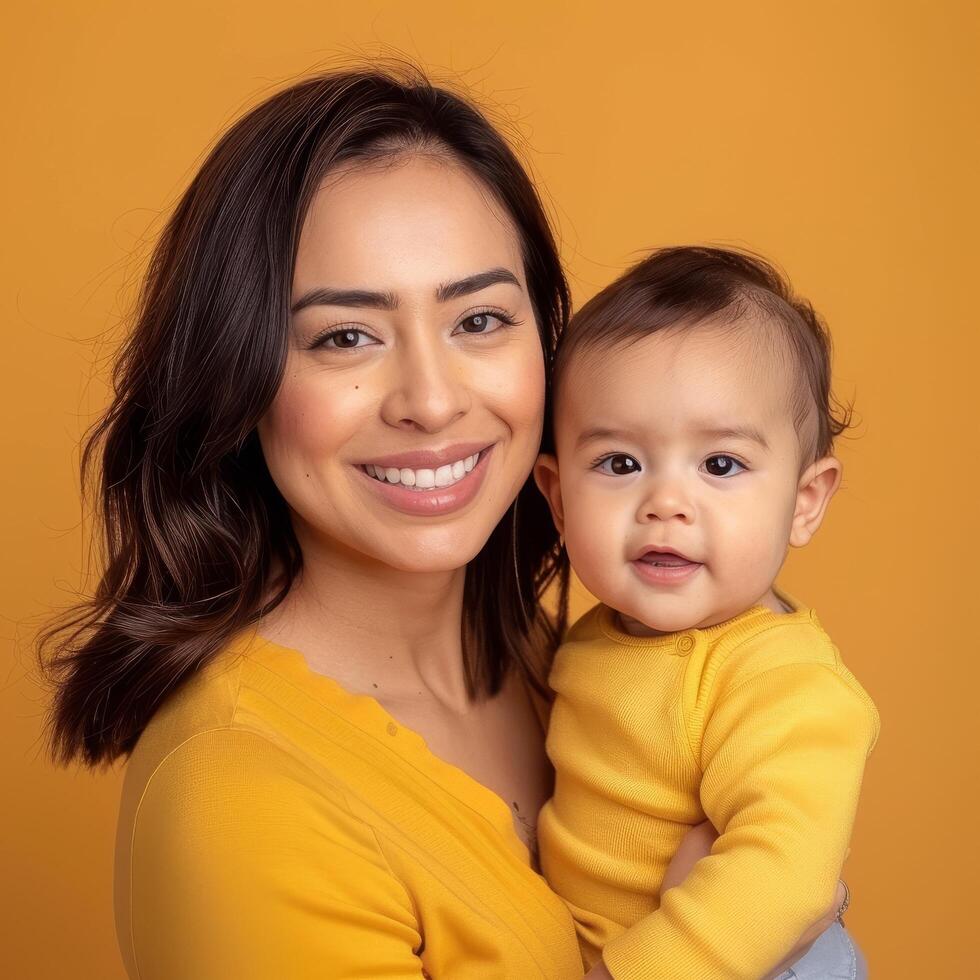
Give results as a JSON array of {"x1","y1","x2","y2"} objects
[{"x1": 370, "y1": 529, "x2": 494, "y2": 575}]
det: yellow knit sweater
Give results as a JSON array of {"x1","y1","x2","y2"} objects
[
  {"x1": 538, "y1": 590, "x2": 880, "y2": 980},
  {"x1": 114, "y1": 629, "x2": 583, "y2": 979}
]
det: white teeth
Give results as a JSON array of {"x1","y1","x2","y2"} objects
[{"x1": 363, "y1": 450, "x2": 483, "y2": 490}]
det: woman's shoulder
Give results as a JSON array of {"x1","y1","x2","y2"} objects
[
  {"x1": 114, "y1": 664, "x2": 421, "y2": 980},
  {"x1": 121, "y1": 715, "x2": 366, "y2": 850},
  {"x1": 118, "y1": 630, "x2": 253, "y2": 794},
  {"x1": 119, "y1": 625, "x2": 362, "y2": 814}
]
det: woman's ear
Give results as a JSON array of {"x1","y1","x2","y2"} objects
[
  {"x1": 790, "y1": 455, "x2": 843, "y2": 548},
  {"x1": 533, "y1": 453, "x2": 565, "y2": 536}
]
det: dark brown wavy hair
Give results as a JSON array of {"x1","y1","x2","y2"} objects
[{"x1": 38, "y1": 64, "x2": 571, "y2": 768}]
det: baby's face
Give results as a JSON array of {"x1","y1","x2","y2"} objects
[{"x1": 537, "y1": 322, "x2": 836, "y2": 634}]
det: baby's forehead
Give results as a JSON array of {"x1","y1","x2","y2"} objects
[{"x1": 556, "y1": 321, "x2": 798, "y2": 438}]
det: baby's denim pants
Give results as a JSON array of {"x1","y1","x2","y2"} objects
[{"x1": 774, "y1": 921, "x2": 868, "y2": 979}]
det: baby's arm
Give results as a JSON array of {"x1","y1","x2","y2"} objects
[
  {"x1": 598, "y1": 662, "x2": 879, "y2": 980},
  {"x1": 583, "y1": 824, "x2": 851, "y2": 979}
]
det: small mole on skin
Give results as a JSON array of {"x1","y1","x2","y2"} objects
[{"x1": 372, "y1": 683, "x2": 378, "y2": 689}]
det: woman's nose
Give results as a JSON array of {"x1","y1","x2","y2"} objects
[
  {"x1": 636, "y1": 474, "x2": 695, "y2": 524},
  {"x1": 379, "y1": 333, "x2": 471, "y2": 434}
]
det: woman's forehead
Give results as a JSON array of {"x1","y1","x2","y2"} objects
[{"x1": 293, "y1": 154, "x2": 526, "y2": 298}]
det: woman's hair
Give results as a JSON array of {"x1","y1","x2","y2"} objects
[
  {"x1": 552, "y1": 245, "x2": 853, "y2": 469},
  {"x1": 38, "y1": 63, "x2": 571, "y2": 768}
]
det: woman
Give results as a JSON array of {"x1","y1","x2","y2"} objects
[{"x1": 40, "y1": 66, "x2": 847, "y2": 978}]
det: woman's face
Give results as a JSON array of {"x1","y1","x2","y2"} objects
[{"x1": 258, "y1": 153, "x2": 546, "y2": 573}]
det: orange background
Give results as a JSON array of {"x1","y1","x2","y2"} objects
[{"x1": 3, "y1": 2, "x2": 976, "y2": 976}]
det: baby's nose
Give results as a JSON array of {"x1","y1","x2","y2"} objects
[{"x1": 637, "y1": 478, "x2": 694, "y2": 523}]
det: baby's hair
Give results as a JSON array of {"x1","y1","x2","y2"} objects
[{"x1": 553, "y1": 245, "x2": 853, "y2": 468}]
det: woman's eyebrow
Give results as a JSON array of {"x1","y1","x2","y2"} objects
[
  {"x1": 290, "y1": 267, "x2": 520, "y2": 316},
  {"x1": 436, "y1": 267, "x2": 520, "y2": 302},
  {"x1": 290, "y1": 287, "x2": 398, "y2": 315}
]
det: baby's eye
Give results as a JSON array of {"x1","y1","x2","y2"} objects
[
  {"x1": 595, "y1": 454, "x2": 641, "y2": 476},
  {"x1": 313, "y1": 328, "x2": 377, "y2": 350},
  {"x1": 702, "y1": 455, "x2": 746, "y2": 477},
  {"x1": 453, "y1": 310, "x2": 515, "y2": 335}
]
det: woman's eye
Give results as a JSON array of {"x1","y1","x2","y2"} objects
[
  {"x1": 595, "y1": 454, "x2": 641, "y2": 476},
  {"x1": 454, "y1": 311, "x2": 510, "y2": 335},
  {"x1": 702, "y1": 455, "x2": 746, "y2": 477},
  {"x1": 314, "y1": 328, "x2": 376, "y2": 350}
]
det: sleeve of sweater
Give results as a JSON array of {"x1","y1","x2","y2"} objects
[
  {"x1": 600, "y1": 660, "x2": 880, "y2": 980},
  {"x1": 124, "y1": 727, "x2": 426, "y2": 980}
]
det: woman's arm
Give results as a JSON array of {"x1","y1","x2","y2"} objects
[
  {"x1": 123, "y1": 728, "x2": 426, "y2": 979},
  {"x1": 584, "y1": 822, "x2": 849, "y2": 980}
]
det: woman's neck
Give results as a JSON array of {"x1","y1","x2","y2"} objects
[{"x1": 258, "y1": 533, "x2": 472, "y2": 711}]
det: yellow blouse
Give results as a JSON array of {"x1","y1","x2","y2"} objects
[{"x1": 113, "y1": 628, "x2": 583, "y2": 979}]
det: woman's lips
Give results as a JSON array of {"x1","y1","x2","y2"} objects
[
  {"x1": 361, "y1": 440, "x2": 489, "y2": 470},
  {"x1": 357, "y1": 445, "x2": 494, "y2": 517}
]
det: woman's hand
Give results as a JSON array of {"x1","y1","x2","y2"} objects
[
  {"x1": 759, "y1": 879, "x2": 847, "y2": 980},
  {"x1": 661, "y1": 818, "x2": 718, "y2": 892},
  {"x1": 584, "y1": 959, "x2": 615, "y2": 979},
  {"x1": 584, "y1": 822, "x2": 718, "y2": 977},
  {"x1": 664, "y1": 822, "x2": 848, "y2": 979},
  {"x1": 585, "y1": 822, "x2": 848, "y2": 979}
]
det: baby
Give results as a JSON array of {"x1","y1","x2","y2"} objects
[{"x1": 533, "y1": 246, "x2": 880, "y2": 980}]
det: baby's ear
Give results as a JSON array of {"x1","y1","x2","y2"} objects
[
  {"x1": 532, "y1": 453, "x2": 565, "y2": 536},
  {"x1": 790, "y1": 455, "x2": 843, "y2": 548}
]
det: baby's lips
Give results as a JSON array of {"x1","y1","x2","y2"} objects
[{"x1": 635, "y1": 547, "x2": 699, "y2": 565}]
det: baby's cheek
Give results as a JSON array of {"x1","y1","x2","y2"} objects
[
  {"x1": 717, "y1": 519, "x2": 785, "y2": 598},
  {"x1": 563, "y1": 496, "x2": 626, "y2": 601}
]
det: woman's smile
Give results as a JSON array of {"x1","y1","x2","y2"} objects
[{"x1": 357, "y1": 443, "x2": 496, "y2": 516}]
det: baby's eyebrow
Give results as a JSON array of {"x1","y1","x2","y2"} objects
[
  {"x1": 573, "y1": 424, "x2": 772, "y2": 451},
  {"x1": 698, "y1": 425, "x2": 771, "y2": 450},
  {"x1": 574, "y1": 427, "x2": 635, "y2": 449}
]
